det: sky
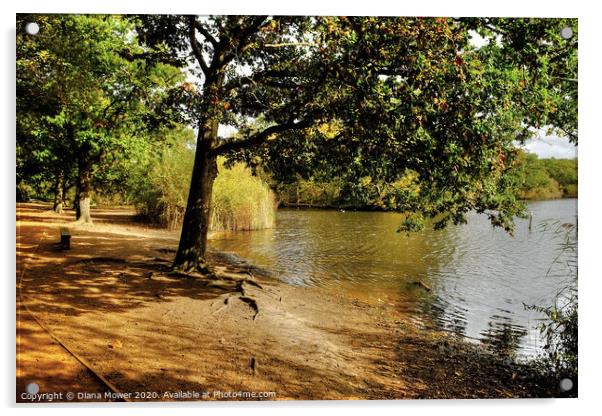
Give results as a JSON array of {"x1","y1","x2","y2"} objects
[{"x1": 522, "y1": 135, "x2": 578, "y2": 159}]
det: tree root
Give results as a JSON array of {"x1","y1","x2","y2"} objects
[
  {"x1": 170, "y1": 260, "x2": 219, "y2": 279},
  {"x1": 239, "y1": 296, "x2": 260, "y2": 320},
  {"x1": 211, "y1": 295, "x2": 233, "y2": 315},
  {"x1": 156, "y1": 248, "x2": 176, "y2": 254},
  {"x1": 166, "y1": 270, "x2": 200, "y2": 279},
  {"x1": 241, "y1": 279, "x2": 263, "y2": 290},
  {"x1": 235, "y1": 279, "x2": 264, "y2": 296},
  {"x1": 151, "y1": 257, "x2": 171, "y2": 263}
]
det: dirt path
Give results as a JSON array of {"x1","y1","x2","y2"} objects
[
  {"x1": 16, "y1": 205, "x2": 110, "y2": 401},
  {"x1": 16, "y1": 203, "x2": 554, "y2": 402}
]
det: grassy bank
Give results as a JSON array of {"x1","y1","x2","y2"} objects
[{"x1": 210, "y1": 163, "x2": 276, "y2": 231}]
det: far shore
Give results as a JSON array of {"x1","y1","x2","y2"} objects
[
  {"x1": 278, "y1": 196, "x2": 577, "y2": 211},
  {"x1": 17, "y1": 203, "x2": 563, "y2": 401}
]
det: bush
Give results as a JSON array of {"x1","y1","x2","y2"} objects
[{"x1": 516, "y1": 153, "x2": 577, "y2": 200}]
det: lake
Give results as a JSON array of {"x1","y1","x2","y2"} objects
[{"x1": 211, "y1": 198, "x2": 578, "y2": 359}]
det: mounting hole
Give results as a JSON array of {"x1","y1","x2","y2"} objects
[
  {"x1": 559, "y1": 378, "x2": 573, "y2": 392},
  {"x1": 25, "y1": 22, "x2": 39, "y2": 35},
  {"x1": 26, "y1": 382, "x2": 40, "y2": 395},
  {"x1": 560, "y1": 26, "x2": 573, "y2": 40}
]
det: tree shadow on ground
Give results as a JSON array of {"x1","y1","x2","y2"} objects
[{"x1": 18, "y1": 203, "x2": 245, "y2": 318}]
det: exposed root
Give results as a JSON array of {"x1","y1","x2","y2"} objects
[
  {"x1": 239, "y1": 296, "x2": 260, "y2": 320},
  {"x1": 236, "y1": 280, "x2": 247, "y2": 296},
  {"x1": 211, "y1": 292, "x2": 259, "y2": 320},
  {"x1": 151, "y1": 257, "x2": 170, "y2": 263},
  {"x1": 195, "y1": 261, "x2": 217, "y2": 277},
  {"x1": 170, "y1": 259, "x2": 219, "y2": 279},
  {"x1": 166, "y1": 270, "x2": 201, "y2": 279},
  {"x1": 242, "y1": 279, "x2": 263, "y2": 290},
  {"x1": 156, "y1": 248, "x2": 176, "y2": 254},
  {"x1": 235, "y1": 278, "x2": 264, "y2": 297},
  {"x1": 75, "y1": 256, "x2": 128, "y2": 264}
]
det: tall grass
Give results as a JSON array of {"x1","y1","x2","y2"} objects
[
  {"x1": 130, "y1": 141, "x2": 276, "y2": 231},
  {"x1": 131, "y1": 142, "x2": 192, "y2": 229},
  {"x1": 211, "y1": 162, "x2": 276, "y2": 231}
]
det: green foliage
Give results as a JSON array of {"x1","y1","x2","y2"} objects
[
  {"x1": 16, "y1": 14, "x2": 184, "y2": 212},
  {"x1": 541, "y1": 158, "x2": 578, "y2": 197},
  {"x1": 193, "y1": 16, "x2": 576, "y2": 234},
  {"x1": 276, "y1": 170, "x2": 421, "y2": 211},
  {"x1": 129, "y1": 129, "x2": 275, "y2": 231},
  {"x1": 17, "y1": 15, "x2": 578, "y2": 261}
]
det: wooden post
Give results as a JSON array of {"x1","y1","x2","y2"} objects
[{"x1": 60, "y1": 227, "x2": 71, "y2": 250}]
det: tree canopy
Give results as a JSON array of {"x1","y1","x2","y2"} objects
[{"x1": 131, "y1": 15, "x2": 577, "y2": 270}]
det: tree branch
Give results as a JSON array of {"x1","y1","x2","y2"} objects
[
  {"x1": 193, "y1": 19, "x2": 218, "y2": 49},
  {"x1": 210, "y1": 118, "x2": 311, "y2": 156},
  {"x1": 237, "y1": 16, "x2": 269, "y2": 46},
  {"x1": 219, "y1": 16, "x2": 269, "y2": 69},
  {"x1": 263, "y1": 42, "x2": 317, "y2": 48},
  {"x1": 188, "y1": 16, "x2": 209, "y2": 76}
]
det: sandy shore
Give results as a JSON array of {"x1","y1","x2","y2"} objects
[{"x1": 16, "y1": 203, "x2": 556, "y2": 402}]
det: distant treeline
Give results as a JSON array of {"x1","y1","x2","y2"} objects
[
  {"x1": 275, "y1": 152, "x2": 577, "y2": 210},
  {"x1": 516, "y1": 154, "x2": 577, "y2": 200}
]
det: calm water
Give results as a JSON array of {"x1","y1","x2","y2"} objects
[{"x1": 211, "y1": 199, "x2": 577, "y2": 358}]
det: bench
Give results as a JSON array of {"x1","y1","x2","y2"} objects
[{"x1": 60, "y1": 227, "x2": 71, "y2": 250}]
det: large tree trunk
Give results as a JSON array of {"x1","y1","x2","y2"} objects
[
  {"x1": 173, "y1": 127, "x2": 218, "y2": 271},
  {"x1": 76, "y1": 153, "x2": 93, "y2": 224},
  {"x1": 173, "y1": 61, "x2": 226, "y2": 271},
  {"x1": 52, "y1": 171, "x2": 64, "y2": 214}
]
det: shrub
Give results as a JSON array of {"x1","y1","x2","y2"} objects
[{"x1": 516, "y1": 153, "x2": 577, "y2": 200}]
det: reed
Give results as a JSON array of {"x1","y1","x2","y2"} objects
[{"x1": 211, "y1": 162, "x2": 276, "y2": 231}]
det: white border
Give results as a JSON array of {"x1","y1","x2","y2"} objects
[{"x1": 3, "y1": 1, "x2": 600, "y2": 415}]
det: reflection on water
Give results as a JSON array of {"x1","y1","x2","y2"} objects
[
  {"x1": 480, "y1": 317, "x2": 528, "y2": 358},
  {"x1": 211, "y1": 198, "x2": 577, "y2": 358}
]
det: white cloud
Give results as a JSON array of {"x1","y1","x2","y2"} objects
[{"x1": 521, "y1": 135, "x2": 577, "y2": 159}]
